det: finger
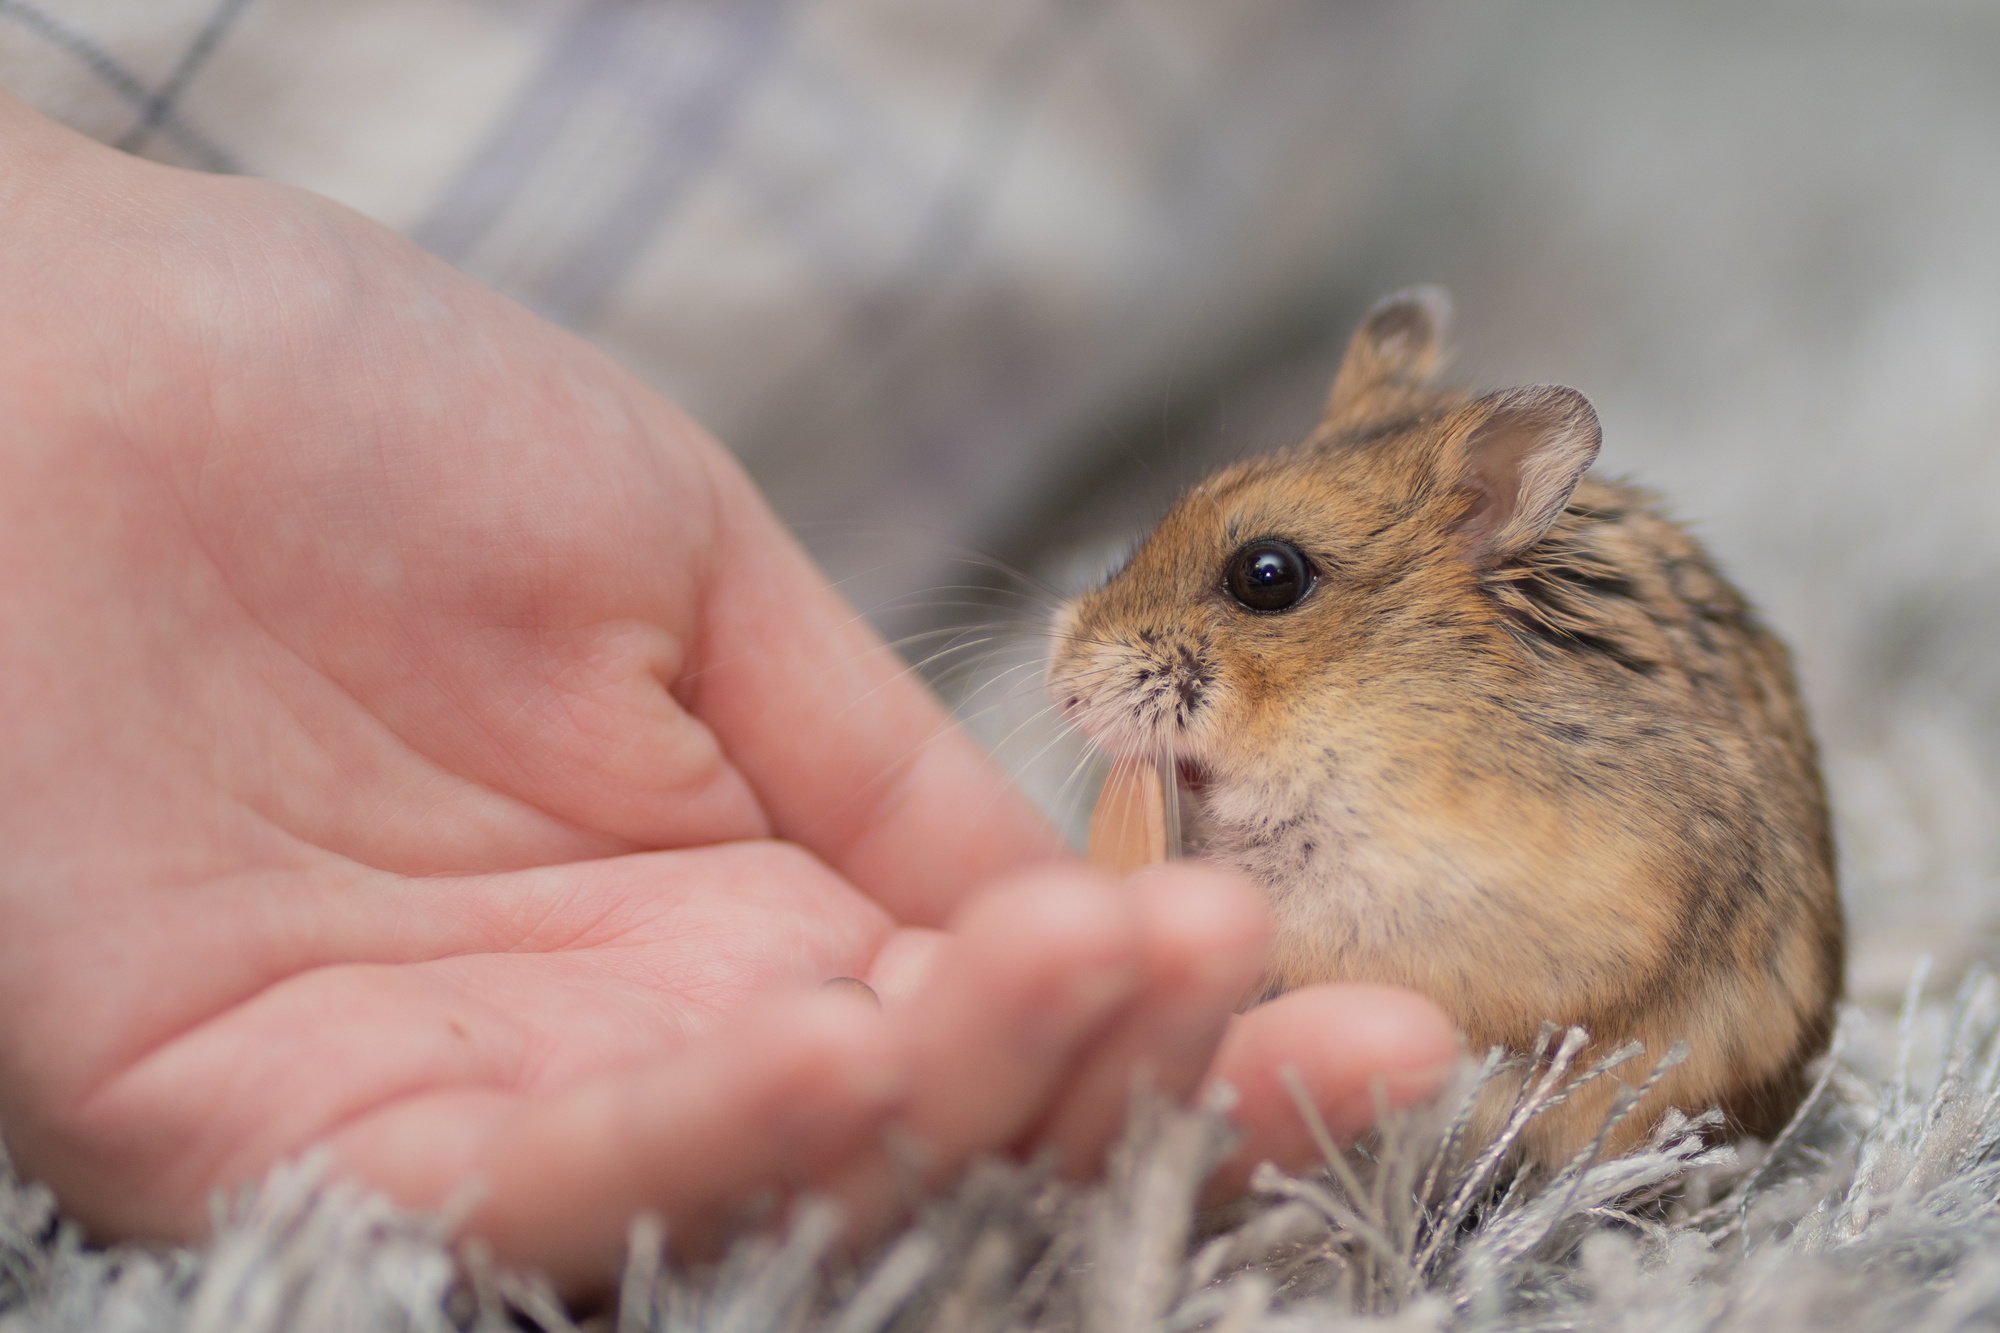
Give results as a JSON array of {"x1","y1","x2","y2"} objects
[
  {"x1": 49, "y1": 842, "x2": 893, "y2": 1111},
  {"x1": 1199, "y1": 984, "x2": 1459, "y2": 1204},
  {"x1": 864, "y1": 927, "x2": 948, "y2": 1005},
  {"x1": 822, "y1": 868, "x2": 1148, "y2": 1229},
  {"x1": 327, "y1": 989, "x2": 904, "y2": 1297},
  {"x1": 1025, "y1": 865, "x2": 1271, "y2": 1175},
  {"x1": 38, "y1": 841, "x2": 897, "y2": 1242},
  {"x1": 686, "y1": 458, "x2": 1063, "y2": 927},
  {"x1": 897, "y1": 871, "x2": 1145, "y2": 1152}
]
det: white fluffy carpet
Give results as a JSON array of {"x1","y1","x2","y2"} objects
[{"x1": 6, "y1": 976, "x2": 2000, "y2": 1331}]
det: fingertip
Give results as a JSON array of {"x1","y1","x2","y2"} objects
[
  {"x1": 747, "y1": 987, "x2": 906, "y2": 1110},
  {"x1": 1227, "y1": 983, "x2": 1459, "y2": 1116},
  {"x1": 1125, "y1": 863, "x2": 1272, "y2": 985},
  {"x1": 1003, "y1": 866, "x2": 1268, "y2": 1181},
  {"x1": 871, "y1": 866, "x2": 1156, "y2": 1191},
  {"x1": 947, "y1": 865, "x2": 1144, "y2": 982},
  {"x1": 1201, "y1": 983, "x2": 1459, "y2": 1201},
  {"x1": 1291, "y1": 983, "x2": 1460, "y2": 1084}
]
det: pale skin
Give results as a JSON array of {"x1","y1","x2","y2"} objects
[{"x1": 0, "y1": 95, "x2": 1456, "y2": 1294}]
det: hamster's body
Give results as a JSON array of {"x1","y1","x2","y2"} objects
[{"x1": 1047, "y1": 290, "x2": 1843, "y2": 1163}]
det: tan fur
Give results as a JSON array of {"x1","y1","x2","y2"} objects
[{"x1": 1047, "y1": 289, "x2": 1844, "y2": 1165}]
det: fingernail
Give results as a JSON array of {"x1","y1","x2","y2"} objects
[{"x1": 822, "y1": 976, "x2": 882, "y2": 1008}]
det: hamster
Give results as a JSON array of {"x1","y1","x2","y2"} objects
[{"x1": 1046, "y1": 288, "x2": 1844, "y2": 1164}]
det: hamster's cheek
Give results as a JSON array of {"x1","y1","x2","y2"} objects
[
  {"x1": 1041, "y1": 608, "x2": 1081, "y2": 692},
  {"x1": 1198, "y1": 766, "x2": 1318, "y2": 834},
  {"x1": 1179, "y1": 670, "x2": 1297, "y2": 770},
  {"x1": 1044, "y1": 601, "x2": 1083, "y2": 660},
  {"x1": 1167, "y1": 705, "x2": 1232, "y2": 774}
]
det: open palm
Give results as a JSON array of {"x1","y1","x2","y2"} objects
[{"x1": 0, "y1": 98, "x2": 1452, "y2": 1293}]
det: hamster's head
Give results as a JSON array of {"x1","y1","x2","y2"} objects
[{"x1": 1046, "y1": 287, "x2": 1602, "y2": 831}]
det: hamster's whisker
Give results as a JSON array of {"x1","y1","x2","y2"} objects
[
  {"x1": 875, "y1": 595, "x2": 1050, "y2": 620},
  {"x1": 877, "y1": 625, "x2": 1008, "y2": 660},
  {"x1": 665, "y1": 584, "x2": 1023, "y2": 692},
  {"x1": 1050, "y1": 750, "x2": 1107, "y2": 838},
  {"x1": 853, "y1": 541, "x2": 1073, "y2": 608},
  {"x1": 950, "y1": 669, "x2": 1066, "y2": 728},
  {"x1": 952, "y1": 648, "x2": 1048, "y2": 688},
  {"x1": 781, "y1": 703, "x2": 1082, "y2": 859},
  {"x1": 985, "y1": 698, "x2": 1086, "y2": 766},
  {"x1": 812, "y1": 544, "x2": 1070, "y2": 620},
  {"x1": 821, "y1": 622, "x2": 1047, "y2": 723},
  {"x1": 1045, "y1": 632, "x2": 1177, "y2": 658},
  {"x1": 1001, "y1": 723, "x2": 1093, "y2": 800},
  {"x1": 948, "y1": 676, "x2": 1072, "y2": 736},
  {"x1": 902, "y1": 579, "x2": 1065, "y2": 609},
  {"x1": 955, "y1": 659, "x2": 1054, "y2": 708},
  {"x1": 902, "y1": 634, "x2": 1009, "y2": 676},
  {"x1": 1046, "y1": 666, "x2": 1150, "y2": 697}
]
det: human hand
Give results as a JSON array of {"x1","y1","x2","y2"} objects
[{"x1": 0, "y1": 96, "x2": 1454, "y2": 1292}]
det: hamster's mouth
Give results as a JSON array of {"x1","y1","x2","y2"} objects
[{"x1": 1174, "y1": 758, "x2": 1209, "y2": 799}]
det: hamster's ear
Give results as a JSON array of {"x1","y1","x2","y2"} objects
[
  {"x1": 1324, "y1": 286, "x2": 1454, "y2": 428},
  {"x1": 1448, "y1": 385, "x2": 1601, "y2": 566}
]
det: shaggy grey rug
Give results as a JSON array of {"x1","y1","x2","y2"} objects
[{"x1": 5, "y1": 968, "x2": 2000, "y2": 1333}]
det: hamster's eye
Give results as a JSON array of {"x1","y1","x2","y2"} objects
[{"x1": 1225, "y1": 540, "x2": 1313, "y2": 612}]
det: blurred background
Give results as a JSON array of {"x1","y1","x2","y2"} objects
[{"x1": 8, "y1": 0, "x2": 1996, "y2": 1001}]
